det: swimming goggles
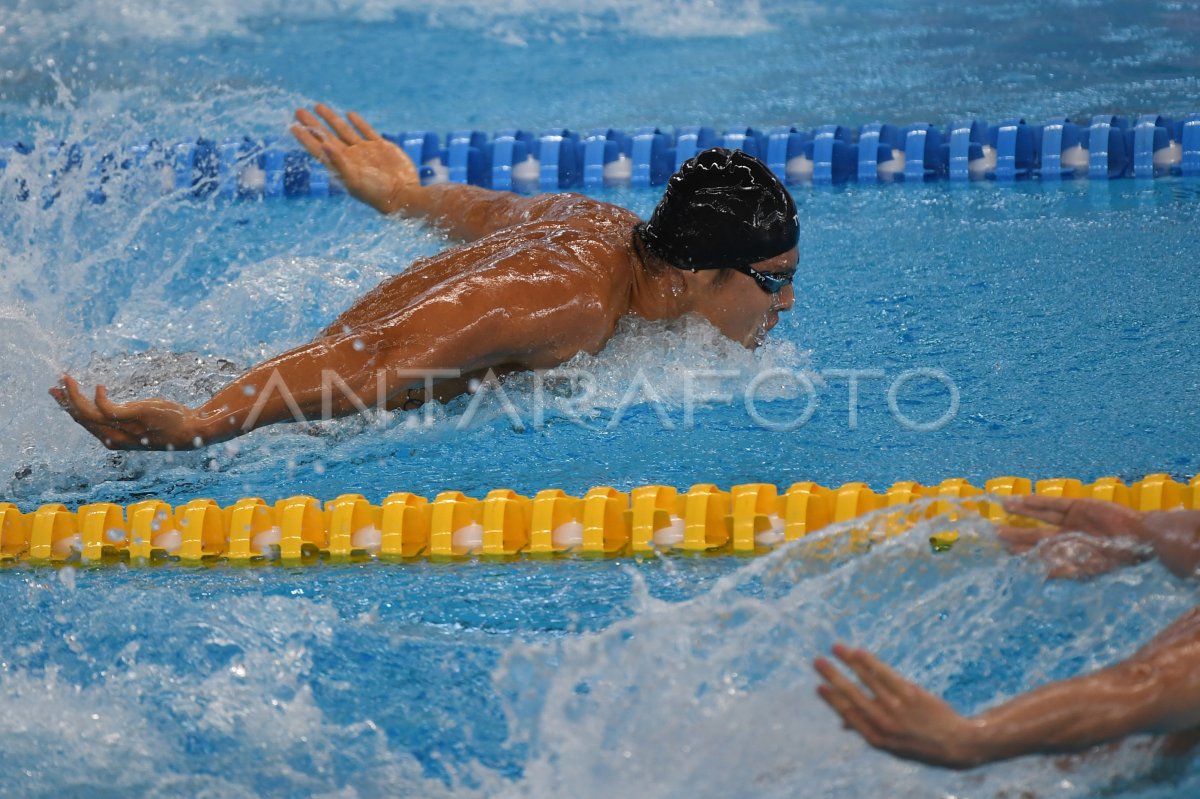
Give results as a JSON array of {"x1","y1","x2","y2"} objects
[{"x1": 737, "y1": 265, "x2": 795, "y2": 295}]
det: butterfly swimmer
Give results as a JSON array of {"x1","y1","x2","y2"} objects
[{"x1": 53, "y1": 105, "x2": 799, "y2": 450}]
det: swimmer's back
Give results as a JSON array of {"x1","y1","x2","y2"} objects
[{"x1": 323, "y1": 193, "x2": 641, "y2": 340}]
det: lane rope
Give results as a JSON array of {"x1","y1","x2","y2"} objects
[
  {"x1": 3, "y1": 114, "x2": 1198, "y2": 204},
  {"x1": 1, "y1": 473, "x2": 1195, "y2": 564}
]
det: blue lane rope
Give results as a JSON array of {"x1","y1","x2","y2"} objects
[{"x1": 3, "y1": 114, "x2": 1200, "y2": 203}]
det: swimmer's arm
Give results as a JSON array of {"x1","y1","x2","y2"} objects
[
  {"x1": 293, "y1": 105, "x2": 614, "y2": 241},
  {"x1": 397, "y1": 185, "x2": 613, "y2": 242},
  {"x1": 816, "y1": 609, "x2": 1200, "y2": 769},
  {"x1": 52, "y1": 332, "x2": 430, "y2": 450},
  {"x1": 1141, "y1": 511, "x2": 1200, "y2": 579},
  {"x1": 964, "y1": 606, "x2": 1200, "y2": 763},
  {"x1": 54, "y1": 279, "x2": 608, "y2": 450},
  {"x1": 1000, "y1": 497, "x2": 1200, "y2": 580},
  {"x1": 55, "y1": 326, "x2": 498, "y2": 450}
]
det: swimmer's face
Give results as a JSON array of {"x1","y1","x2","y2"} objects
[{"x1": 701, "y1": 247, "x2": 798, "y2": 348}]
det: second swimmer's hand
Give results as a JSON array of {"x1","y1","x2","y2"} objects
[
  {"x1": 292, "y1": 104, "x2": 418, "y2": 214},
  {"x1": 50, "y1": 375, "x2": 207, "y2": 451},
  {"x1": 998, "y1": 496, "x2": 1151, "y2": 578},
  {"x1": 815, "y1": 644, "x2": 984, "y2": 769}
]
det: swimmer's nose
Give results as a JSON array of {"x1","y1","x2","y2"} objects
[{"x1": 775, "y1": 284, "x2": 795, "y2": 311}]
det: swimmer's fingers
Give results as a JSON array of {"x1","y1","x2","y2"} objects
[
  {"x1": 293, "y1": 107, "x2": 330, "y2": 139},
  {"x1": 1004, "y1": 496, "x2": 1145, "y2": 540},
  {"x1": 346, "y1": 111, "x2": 382, "y2": 142},
  {"x1": 51, "y1": 377, "x2": 132, "y2": 448},
  {"x1": 291, "y1": 123, "x2": 331, "y2": 166},
  {"x1": 57, "y1": 375, "x2": 106, "y2": 425},
  {"x1": 94, "y1": 385, "x2": 139, "y2": 421},
  {"x1": 816, "y1": 682, "x2": 883, "y2": 741},
  {"x1": 833, "y1": 645, "x2": 912, "y2": 704},
  {"x1": 314, "y1": 103, "x2": 362, "y2": 145},
  {"x1": 1002, "y1": 495, "x2": 1072, "y2": 526},
  {"x1": 814, "y1": 655, "x2": 890, "y2": 729}
]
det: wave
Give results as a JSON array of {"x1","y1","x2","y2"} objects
[{"x1": 3, "y1": 0, "x2": 780, "y2": 49}]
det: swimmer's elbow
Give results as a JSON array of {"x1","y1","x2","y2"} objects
[{"x1": 1114, "y1": 655, "x2": 1200, "y2": 734}]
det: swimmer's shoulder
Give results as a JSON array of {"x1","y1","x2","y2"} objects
[{"x1": 520, "y1": 191, "x2": 640, "y2": 228}]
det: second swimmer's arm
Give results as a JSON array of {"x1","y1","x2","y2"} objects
[
  {"x1": 1000, "y1": 498, "x2": 1200, "y2": 580},
  {"x1": 964, "y1": 651, "x2": 1199, "y2": 763},
  {"x1": 1141, "y1": 511, "x2": 1200, "y2": 579},
  {"x1": 815, "y1": 609, "x2": 1200, "y2": 770}
]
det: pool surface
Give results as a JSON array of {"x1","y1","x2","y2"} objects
[{"x1": 1, "y1": 0, "x2": 1199, "y2": 796}]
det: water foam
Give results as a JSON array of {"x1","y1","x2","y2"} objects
[
  {"x1": 0, "y1": 578, "x2": 471, "y2": 797},
  {"x1": 496, "y1": 506, "x2": 1195, "y2": 798}
]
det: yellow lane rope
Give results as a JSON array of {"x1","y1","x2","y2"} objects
[{"x1": 1, "y1": 474, "x2": 1195, "y2": 564}]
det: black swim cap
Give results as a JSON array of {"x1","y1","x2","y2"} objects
[{"x1": 638, "y1": 147, "x2": 798, "y2": 272}]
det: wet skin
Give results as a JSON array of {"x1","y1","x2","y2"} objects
[
  {"x1": 51, "y1": 105, "x2": 796, "y2": 450},
  {"x1": 816, "y1": 496, "x2": 1200, "y2": 770}
]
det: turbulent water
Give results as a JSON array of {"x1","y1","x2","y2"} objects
[
  {"x1": 1, "y1": 0, "x2": 1199, "y2": 796},
  {"x1": 0, "y1": 509, "x2": 1195, "y2": 798}
]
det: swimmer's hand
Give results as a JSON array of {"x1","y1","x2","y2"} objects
[
  {"x1": 1000, "y1": 496, "x2": 1200, "y2": 581},
  {"x1": 815, "y1": 644, "x2": 984, "y2": 769},
  {"x1": 997, "y1": 496, "x2": 1151, "y2": 578},
  {"x1": 50, "y1": 375, "x2": 205, "y2": 451},
  {"x1": 292, "y1": 104, "x2": 418, "y2": 214}
]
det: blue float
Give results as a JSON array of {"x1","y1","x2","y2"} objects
[
  {"x1": 764, "y1": 126, "x2": 808, "y2": 185},
  {"x1": 447, "y1": 130, "x2": 490, "y2": 186},
  {"x1": 674, "y1": 126, "x2": 719, "y2": 171},
  {"x1": 282, "y1": 150, "x2": 311, "y2": 197},
  {"x1": 630, "y1": 127, "x2": 674, "y2": 188},
  {"x1": 809, "y1": 125, "x2": 855, "y2": 185},
  {"x1": 859, "y1": 123, "x2": 906, "y2": 183},
  {"x1": 1132, "y1": 115, "x2": 1175, "y2": 178},
  {"x1": 947, "y1": 119, "x2": 989, "y2": 182},
  {"x1": 535, "y1": 128, "x2": 581, "y2": 191},
  {"x1": 490, "y1": 129, "x2": 536, "y2": 192},
  {"x1": 991, "y1": 119, "x2": 1038, "y2": 181},
  {"x1": 261, "y1": 139, "x2": 286, "y2": 198},
  {"x1": 721, "y1": 126, "x2": 766, "y2": 160},
  {"x1": 1087, "y1": 115, "x2": 1130, "y2": 180},
  {"x1": 902, "y1": 123, "x2": 946, "y2": 182},
  {"x1": 396, "y1": 131, "x2": 445, "y2": 184},
  {"x1": 1183, "y1": 114, "x2": 1200, "y2": 177},
  {"x1": 1037, "y1": 118, "x2": 1086, "y2": 180},
  {"x1": 582, "y1": 129, "x2": 631, "y2": 189}
]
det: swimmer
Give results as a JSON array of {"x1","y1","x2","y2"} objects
[
  {"x1": 51, "y1": 104, "x2": 798, "y2": 450},
  {"x1": 815, "y1": 495, "x2": 1200, "y2": 769}
]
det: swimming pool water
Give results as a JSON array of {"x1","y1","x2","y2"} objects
[{"x1": 1, "y1": 1, "x2": 1199, "y2": 796}]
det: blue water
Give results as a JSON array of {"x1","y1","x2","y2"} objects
[{"x1": 2, "y1": 1, "x2": 1199, "y2": 796}]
